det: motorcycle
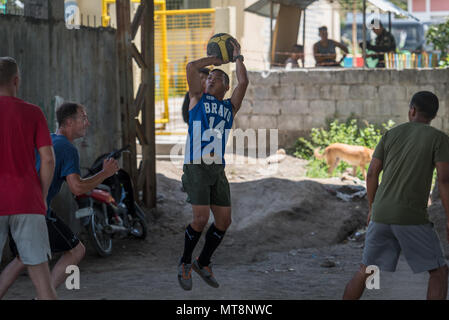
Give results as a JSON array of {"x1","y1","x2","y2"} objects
[{"x1": 74, "y1": 145, "x2": 148, "y2": 257}]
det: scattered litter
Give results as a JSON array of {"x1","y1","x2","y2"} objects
[
  {"x1": 320, "y1": 260, "x2": 336, "y2": 268},
  {"x1": 265, "y1": 149, "x2": 287, "y2": 164},
  {"x1": 348, "y1": 228, "x2": 367, "y2": 242},
  {"x1": 341, "y1": 173, "x2": 366, "y2": 185},
  {"x1": 288, "y1": 250, "x2": 297, "y2": 256},
  {"x1": 156, "y1": 193, "x2": 165, "y2": 203},
  {"x1": 248, "y1": 269, "x2": 268, "y2": 274},
  {"x1": 327, "y1": 185, "x2": 367, "y2": 202},
  {"x1": 272, "y1": 268, "x2": 295, "y2": 273},
  {"x1": 336, "y1": 189, "x2": 367, "y2": 202}
]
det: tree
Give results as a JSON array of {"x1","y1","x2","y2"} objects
[{"x1": 426, "y1": 19, "x2": 449, "y2": 59}]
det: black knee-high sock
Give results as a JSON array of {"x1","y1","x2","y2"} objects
[
  {"x1": 198, "y1": 224, "x2": 226, "y2": 267},
  {"x1": 181, "y1": 225, "x2": 202, "y2": 264}
]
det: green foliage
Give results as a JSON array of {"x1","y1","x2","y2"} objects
[
  {"x1": 439, "y1": 55, "x2": 449, "y2": 68},
  {"x1": 389, "y1": 0, "x2": 408, "y2": 10},
  {"x1": 426, "y1": 19, "x2": 449, "y2": 61},
  {"x1": 432, "y1": 168, "x2": 437, "y2": 191},
  {"x1": 294, "y1": 118, "x2": 395, "y2": 180}
]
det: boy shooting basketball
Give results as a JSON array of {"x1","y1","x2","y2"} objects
[{"x1": 178, "y1": 38, "x2": 248, "y2": 290}]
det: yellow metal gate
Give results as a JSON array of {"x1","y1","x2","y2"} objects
[{"x1": 102, "y1": 0, "x2": 215, "y2": 134}]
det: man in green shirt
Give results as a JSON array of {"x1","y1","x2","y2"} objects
[{"x1": 343, "y1": 91, "x2": 449, "y2": 300}]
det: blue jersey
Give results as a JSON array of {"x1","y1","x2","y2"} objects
[
  {"x1": 36, "y1": 133, "x2": 81, "y2": 214},
  {"x1": 184, "y1": 94, "x2": 234, "y2": 164}
]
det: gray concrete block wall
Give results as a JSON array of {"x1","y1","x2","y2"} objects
[
  {"x1": 0, "y1": 15, "x2": 120, "y2": 232},
  {"x1": 0, "y1": 15, "x2": 120, "y2": 168},
  {"x1": 233, "y1": 68, "x2": 449, "y2": 149}
]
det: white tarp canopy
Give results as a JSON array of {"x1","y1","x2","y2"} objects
[
  {"x1": 244, "y1": 0, "x2": 317, "y2": 18},
  {"x1": 367, "y1": 0, "x2": 420, "y2": 21}
]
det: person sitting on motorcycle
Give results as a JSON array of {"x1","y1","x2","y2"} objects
[{"x1": 0, "y1": 102, "x2": 120, "y2": 298}]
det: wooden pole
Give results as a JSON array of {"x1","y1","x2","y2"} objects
[
  {"x1": 270, "y1": 0, "x2": 273, "y2": 68},
  {"x1": 142, "y1": 0, "x2": 156, "y2": 208},
  {"x1": 116, "y1": 0, "x2": 138, "y2": 195},
  {"x1": 352, "y1": 0, "x2": 358, "y2": 67},
  {"x1": 388, "y1": 12, "x2": 392, "y2": 32},
  {"x1": 362, "y1": 0, "x2": 367, "y2": 67},
  {"x1": 302, "y1": 9, "x2": 306, "y2": 68}
]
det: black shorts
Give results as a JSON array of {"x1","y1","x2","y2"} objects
[{"x1": 9, "y1": 210, "x2": 80, "y2": 256}]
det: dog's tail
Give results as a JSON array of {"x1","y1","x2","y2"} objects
[{"x1": 314, "y1": 147, "x2": 325, "y2": 160}]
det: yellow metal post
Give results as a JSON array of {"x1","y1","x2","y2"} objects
[
  {"x1": 159, "y1": 0, "x2": 169, "y2": 129},
  {"x1": 101, "y1": 1, "x2": 215, "y2": 135},
  {"x1": 102, "y1": 0, "x2": 143, "y2": 27}
]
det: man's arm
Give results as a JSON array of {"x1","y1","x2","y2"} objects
[
  {"x1": 182, "y1": 92, "x2": 190, "y2": 124},
  {"x1": 366, "y1": 158, "x2": 383, "y2": 225},
  {"x1": 367, "y1": 35, "x2": 396, "y2": 53},
  {"x1": 65, "y1": 158, "x2": 119, "y2": 196},
  {"x1": 333, "y1": 40, "x2": 349, "y2": 54},
  {"x1": 38, "y1": 145, "x2": 56, "y2": 210},
  {"x1": 313, "y1": 43, "x2": 322, "y2": 64},
  {"x1": 435, "y1": 162, "x2": 449, "y2": 243},
  {"x1": 230, "y1": 40, "x2": 249, "y2": 115},
  {"x1": 186, "y1": 56, "x2": 223, "y2": 110}
]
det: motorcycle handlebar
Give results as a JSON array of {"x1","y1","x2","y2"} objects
[
  {"x1": 106, "y1": 145, "x2": 131, "y2": 160},
  {"x1": 88, "y1": 145, "x2": 131, "y2": 176}
]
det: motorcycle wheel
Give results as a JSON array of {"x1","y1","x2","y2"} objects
[
  {"x1": 88, "y1": 207, "x2": 113, "y2": 257},
  {"x1": 131, "y1": 203, "x2": 148, "y2": 240}
]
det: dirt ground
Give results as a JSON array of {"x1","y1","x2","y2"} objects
[{"x1": 1, "y1": 155, "x2": 447, "y2": 300}]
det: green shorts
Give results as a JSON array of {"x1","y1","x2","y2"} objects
[{"x1": 182, "y1": 163, "x2": 231, "y2": 207}]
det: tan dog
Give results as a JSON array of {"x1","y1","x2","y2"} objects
[{"x1": 314, "y1": 143, "x2": 374, "y2": 179}]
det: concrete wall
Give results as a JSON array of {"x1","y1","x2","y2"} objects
[
  {"x1": 234, "y1": 68, "x2": 449, "y2": 149},
  {"x1": 0, "y1": 14, "x2": 120, "y2": 232}
]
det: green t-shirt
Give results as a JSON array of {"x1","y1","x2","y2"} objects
[{"x1": 372, "y1": 121, "x2": 449, "y2": 225}]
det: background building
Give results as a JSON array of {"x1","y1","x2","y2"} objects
[{"x1": 408, "y1": 0, "x2": 449, "y2": 21}]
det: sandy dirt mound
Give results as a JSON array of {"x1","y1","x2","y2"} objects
[
  {"x1": 229, "y1": 179, "x2": 366, "y2": 260},
  {"x1": 153, "y1": 155, "x2": 368, "y2": 264}
]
